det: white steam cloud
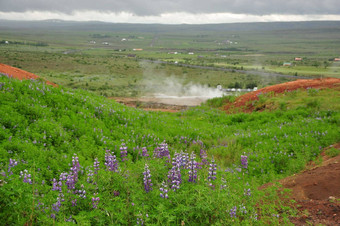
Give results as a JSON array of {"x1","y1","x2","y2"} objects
[{"x1": 139, "y1": 62, "x2": 224, "y2": 105}]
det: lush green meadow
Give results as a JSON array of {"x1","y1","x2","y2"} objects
[{"x1": 1, "y1": 75, "x2": 339, "y2": 224}]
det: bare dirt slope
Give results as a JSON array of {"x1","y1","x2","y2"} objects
[
  {"x1": 0, "y1": 63, "x2": 57, "y2": 87},
  {"x1": 224, "y1": 78, "x2": 340, "y2": 113},
  {"x1": 273, "y1": 143, "x2": 340, "y2": 225}
]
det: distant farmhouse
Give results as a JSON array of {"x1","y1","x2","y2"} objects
[
  {"x1": 295, "y1": 57, "x2": 302, "y2": 61},
  {"x1": 283, "y1": 62, "x2": 292, "y2": 66},
  {"x1": 334, "y1": 58, "x2": 340, "y2": 62}
]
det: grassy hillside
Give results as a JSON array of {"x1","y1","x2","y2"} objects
[{"x1": 0, "y1": 74, "x2": 339, "y2": 224}]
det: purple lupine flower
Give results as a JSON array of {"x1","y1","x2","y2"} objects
[
  {"x1": 229, "y1": 206, "x2": 237, "y2": 218},
  {"x1": 65, "y1": 173, "x2": 76, "y2": 190},
  {"x1": 154, "y1": 142, "x2": 170, "y2": 160},
  {"x1": 71, "y1": 154, "x2": 80, "y2": 179},
  {"x1": 239, "y1": 204, "x2": 247, "y2": 215},
  {"x1": 71, "y1": 199, "x2": 77, "y2": 206},
  {"x1": 91, "y1": 195, "x2": 100, "y2": 209},
  {"x1": 173, "y1": 151, "x2": 189, "y2": 169},
  {"x1": 143, "y1": 164, "x2": 152, "y2": 193},
  {"x1": 120, "y1": 143, "x2": 128, "y2": 161},
  {"x1": 187, "y1": 152, "x2": 198, "y2": 183},
  {"x1": 136, "y1": 215, "x2": 144, "y2": 225},
  {"x1": 208, "y1": 157, "x2": 217, "y2": 185},
  {"x1": 87, "y1": 169, "x2": 94, "y2": 183},
  {"x1": 172, "y1": 152, "x2": 181, "y2": 168},
  {"x1": 105, "y1": 150, "x2": 118, "y2": 172},
  {"x1": 65, "y1": 215, "x2": 73, "y2": 222},
  {"x1": 9, "y1": 158, "x2": 18, "y2": 168},
  {"x1": 167, "y1": 167, "x2": 181, "y2": 191},
  {"x1": 251, "y1": 213, "x2": 258, "y2": 221},
  {"x1": 76, "y1": 184, "x2": 86, "y2": 199},
  {"x1": 141, "y1": 147, "x2": 149, "y2": 157},
  {"x1": 52, "y1": 178, "x2": 62, "y2": 192},
  {"x1": 200, "y1": 149, "x2": 208, "y2": 166},
  {"x1": 244, "y1": 188, "x2": 251, "y2": 196},
  {"x1": 59, "y1": 172, "x2": 68, "y2": 181},
  {"x1": 172, "y1": 151, "x2": 188, "y2": 169},
  {"x1": 7, "y1": 158, "x2": 18, "y2": 176},
  {"x1": 93, "y1": 158, "x2": 100, "y2": 174},
  {"x1": 241, "y1": 155, "x2": 248, "y2": 169},
  {"x1": 36, "y1": 200, "x2": 44, "y2": 211},
  {"x1": 169, "y1": 152, "x2": 183, "y2": 189},
  {"x1": 66, "y1": 154, "x2": 81, "y2": 190},
  {"x1": 59, "y1": 191, "x2": 65, "y2": 202},
  {"x1": 20, "y1": 170, "x2": 32, "y2": 184},
  {"x1": 52, "y1": 197, "x2": 62, "y2": 212},
  {"x1": 220, "y1": 177, "x2": 228, "y2": 190},
  {"x1": 159, "y1": 181, "x2": 168, "y2": 198}
]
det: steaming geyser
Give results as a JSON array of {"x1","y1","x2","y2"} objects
[
  {"x1": 144, "y1": 80, "x2": 225, "y2": 106},
  {"x1": 140, "y1": 61, "x2": 224, "y2": 106}
]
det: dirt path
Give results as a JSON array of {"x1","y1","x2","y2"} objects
[
  {"x1": 263, "y1": 143, "x2": 340, "y2": 225},
  {"x1": 110, "y1": 97, "x2": 190, "y2": 112},
  {"x1": 0, "y1": 63, "x2": 57, "y2": 87}
]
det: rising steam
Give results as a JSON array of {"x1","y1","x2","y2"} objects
[{"x1": 139, "y1": 61, "x2": 223, "y2": 102}]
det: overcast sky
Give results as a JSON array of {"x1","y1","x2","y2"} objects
[{"x1": 0, "y1": 0, "x2": 339, "y2": 24}]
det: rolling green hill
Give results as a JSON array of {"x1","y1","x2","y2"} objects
[{"x1": 1, "y1": 74, "x2": 339, "y2": 224}]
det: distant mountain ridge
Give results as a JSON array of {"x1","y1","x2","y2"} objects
[{"x1": 0, "y1": 19, "x2": 340, "y2": 33}]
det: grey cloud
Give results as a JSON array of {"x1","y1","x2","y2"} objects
[{"x1": 0, "y1": 0, "x2": 339, "y2": 15}]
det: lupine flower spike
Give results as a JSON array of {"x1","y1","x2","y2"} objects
[
  {"x1": 143, "y1": 164, "x2": 153, "y2": 193},
  {"x1": 241, "y1": 155, "x2": 248, "y2": 169},
  {"x1": 188, "y1": 152, "x2": 198, "y2": 183}
]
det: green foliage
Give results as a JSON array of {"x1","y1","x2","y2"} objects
[
  {"x1": 0, "y1": 76, "x2": 339, "y2": 224},
  {"x1": 325, "y1": 147, "x2": 340, "y2": 158},
  {"x1": 203, "y1": 95, "x2": 236, "y2": 108}
]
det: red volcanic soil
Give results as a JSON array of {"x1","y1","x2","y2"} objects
[
  {"x1": 224, "y1": 78, "x2": 340, "y2": 113},
  {"x1": 284, "y1": 146, "x2": 340, "y2": 225},
  {"x1": 0, "y1": 63, "x2": 57, "y2": 87},
  {"x1": 261, "y1": 143, "x2": 340, "y2": 225}
]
